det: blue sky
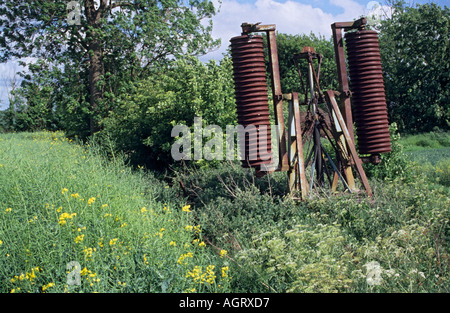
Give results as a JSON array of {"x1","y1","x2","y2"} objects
[
  {"x1": 0, "y1": 0, "x2": 448, "y2": 109},
  {"x1": 202, "y1": 0, "x2": 448, "y2": 60}
]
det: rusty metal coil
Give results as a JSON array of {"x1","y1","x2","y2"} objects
[
  {"x1": 345, "y1": 30, "x2": 391, "y2": 155},
  {"x1": 230, "y1": 35, "x2": 273, "y2": 168}
]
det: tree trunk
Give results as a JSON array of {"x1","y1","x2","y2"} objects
[
  {"x1": 85, "y1": 0, "x2": 105, "y2": 135},
  {"x1": 88, "y1": 38, "x2": 104, "y2": 134}
]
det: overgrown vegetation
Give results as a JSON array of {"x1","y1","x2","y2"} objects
[
  {"x1": 1, "y1": 129, "x2": 448, "y2": 293},
  {"x1": 1, "y1": 2, "x2": 448, "y2": 168},
  {"x1": 174, "y1": 128, "x2": 449, "y2": 293},
  {"x1": 0, "y1": 0, "x2": 448, "y2": 293},
  {"x1": 0, "y1": 131, "x2": 232, "y2": 293}
]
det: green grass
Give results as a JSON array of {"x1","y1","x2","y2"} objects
[
  {"x1": 176, "y1": 160, "x2": 450, "y2": 293},
  {"x1": 0, "y1": 131, "x2": 231, "y2": 293},
  {"x1": 399, "y1": 131, "x2": 450, "y2": 165},
  {"x1": 0, "y1": 130, "x2": 449, "y2": 293},
  {"x1": 398, "y1": 131, "x2": 450, "y2": 185},
  {"x1": 399, "y1": 131, "x2": 450, "y2": 151}
]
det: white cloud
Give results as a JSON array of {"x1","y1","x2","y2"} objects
[
  {"x1": 364, "y1": 1, "x2": 394, "y2": 28},
  {"x1": 202, "y1": 0, "x2": 367, "y2": 61}
]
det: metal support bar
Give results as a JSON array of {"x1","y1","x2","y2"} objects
[
  {"x1": 331, "y1": 18, "x2": 366, "y2": 146},
  {"x1": 292, "y1": 93, "x2": 308, "y2": 198},
  {"x1": 331, "y1": 24, "x2": 355, "y2": 145},
  {"x1": 325, "y1": 90, "x2": 372, "y2": 197}
]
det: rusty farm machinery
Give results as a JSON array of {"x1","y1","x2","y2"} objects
[{"x1": 229, "y1": 18, "x2": 392, "y2": 199}]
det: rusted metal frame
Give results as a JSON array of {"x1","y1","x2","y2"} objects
[
  {"x1": 332, "y1": 18, "x2": 367, "y2": 31},
  {"x1": 241, "y1": 22, "x2": 276, "y2": 34},
  {"x1": 319, "y1": 136, "x2": 352, "y2": 193},
  {"x1": 325, "y1": 90, "x2": 372, "y2": 197},
  {"x1": 294, "y1": 51, "x2": 324, "y2": 101},
  {"x1": 266, "y1": 29, "x2": 289, "y2": 172},
  {"x1": 323, "y1": 92, "x2": 356, "y2": 192},
  {"x1": 286, "y1": 93, "x2": 297, "y2": 193},
  {"x1": 322, "y1": 118, "x2": 355, "y2": 192},
  {"x1": 331, "y1": 24, "x2": 355, "y2": 145},
  {"x1": 285, "y1": 92, "x2": 308, "y2": 198},
  {"x1": 292, "y1": 92, "x2": 308, "y2": 198}
]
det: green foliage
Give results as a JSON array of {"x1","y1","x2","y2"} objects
[
  {"x1": 101, "y1": 56, "x2": 236, "y2": 169},
  {"x1": 0, "y1": 0, "x2": 220, "y2": 135},
  {"x1": 269, "y1": 33, "x2": 338, "y2": 95},
  {"x1": 3, "y1": 59, "x2": 60, "y2": 132},
  {"x1": 1, "y1": 131, "x2": 449, "y2": 293},
  {"x1": 175, "y1": 140, "x2": 449, "y2": 293},
  {"x1": 238, "y1": 223, "x2": 353, "y2": 293},
  {"x1": 400, "y1": 131, "x2": 450, "y2": 151},
  {"x1": 0, "y1": 131, "x2": 232, "y2": 293},
  {"x1": 363, "y1": 122, "x2": 414, "y2": 182},
  {"x1": 379, "y1": 2, "x2": 450, "y2": 132}
]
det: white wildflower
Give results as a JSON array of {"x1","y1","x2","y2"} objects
[{"x1": 364, "y1": 261, "x2": 383, "y2": 286}]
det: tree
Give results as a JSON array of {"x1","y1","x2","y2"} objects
[
  {"x1": 266, "y1": 33, "x2": 338, "y2": 97},
  {"x1": 101, "y1": 56, "x2": 236, "y2": 169},
  {"x1": 0, "y1": 0, "x2": 219, "y2": 135},
  {"x1": 8, "y1": 59, "x2": 59, "y2": 131},
  {"x1": 378, "y1": 1, "x2": 450, "y2": 132}
]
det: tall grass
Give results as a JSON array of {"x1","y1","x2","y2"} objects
[
  {"x1": 0, "y1": 131, "x2": 231, "y2": 293},
  {"x1": 399, "y1": 131, "x2": 450, "y2": 151},
  {"x1": 174, "y1": 126, "x2": 449, "y2": 293},
  {"x1": 1, "y1": 130, "x2": 448, "y2": 293}
]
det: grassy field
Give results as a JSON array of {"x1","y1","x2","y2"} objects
[
  {"x1": 0, "y1": 131, "x2": 231, "y2": 293},
  {"x1": 0, "y1": 130, "x2": 448, "y2": 293},
  {"x1": 399, "y1": 131, "x2": 450, "y2": 186}
]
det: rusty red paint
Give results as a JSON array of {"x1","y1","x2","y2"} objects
[
  {"x1": 230, "y1": 35, "x2": 273, "y2": 169},
  {"x1": 345, "y1": 30, "x2": 391, "y2": 155}
]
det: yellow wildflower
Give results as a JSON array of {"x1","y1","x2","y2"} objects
[
  {"x1": 109, "y1": 238, "x2": 118, "y2": 246},
  {"x1": 221, "y1": 266, "x2": 229, "y2": 278},
  {"x1": 169, "y1": 241, "x2": 176, "y2": 247},
  {"x1": 186, "y1": 266, "x2": 203, "y2": 283},
  {"x1": 58, "y1": 212, "x2": 76, "y2": 226},
  {"x1": 185, "y1": 225, "x2": 193, "y2": 231},
  {"x1": 177, "y1": 252, "x2": 194, "y2": 265},
  {"x1": 182, "y1": 205, "x2": 192, "y2": 212},
  {"x1": 219, "y1": 249, "x2": 227, "y2": 258},
  {"x1": 87, "y1": 197, "x2": 96, "y2": 206},
  {"x1": 75, "y1": 234, "x2": 84, "y2": 244},
  {"x1": 205, "y1": 265, "x2": 216, "y2": 285},
  {"x1": 62, "y1": 188, "x2": 69, "y2": 194},
  {"x1": 42, "y1": 282, "x2": 55, "y2": 292},
  {"x1": 84, "y1": 247, "x2": 96, "y2": 259}
]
